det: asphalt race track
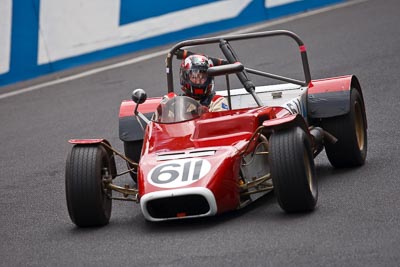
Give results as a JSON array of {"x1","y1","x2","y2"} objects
[{"x1": 1, "y1": 0, "x2": 400, "y2": 266}]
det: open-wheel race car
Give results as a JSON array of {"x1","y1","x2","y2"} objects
[{"x1": 65, "y1": 30, "x2": 367, "y2": 226}]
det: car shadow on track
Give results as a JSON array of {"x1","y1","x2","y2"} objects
[
  {"x1": 315, "y1": 161, "x2": 367, "y2": 182},
  {"x1": 133, "y1": 193, "x2": 314, "y2": 233}
]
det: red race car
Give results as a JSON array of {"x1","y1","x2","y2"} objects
[{"x1": 65, "y1": 30, "x2": 367, "y2": 226}]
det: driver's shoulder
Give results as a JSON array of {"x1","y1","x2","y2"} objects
[
  {"x1": 161, "y1": 92, "x2": 178, "y2": 102},
  {"x1": 212, "y1": 94, "x2": 225, "y2": 102}
]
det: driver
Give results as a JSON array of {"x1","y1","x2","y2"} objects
[{"x1": 165, "y1": 54, "x2": 229, "y2": 112}]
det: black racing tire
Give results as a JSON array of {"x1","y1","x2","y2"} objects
[
  {"x1": 321, "y1": 89, "x2": 367, "y2": 168},
  {"x1": 123, "y1": 140, "x2": 143, "y2": 182},
  {"x1": 269, "y1": 127, "x2": 318, "y2": 213},
  {"x1": 65, "y1": 145, "x2": 112, "y2": 227}
]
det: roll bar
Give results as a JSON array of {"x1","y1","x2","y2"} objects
[{"x1": 165, "y1": 30, "x2": 312, "y2": 94}]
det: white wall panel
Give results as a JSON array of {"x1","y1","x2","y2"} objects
[
  {"x1": 265, "y1": 0, "x2": 302, "y2": 8},
  {"x1": 38, "y1": 0, "x2": 251, "y2": 64},
  {"x1": 0, "y1": 0, "x2": 12, "y2": 74}
]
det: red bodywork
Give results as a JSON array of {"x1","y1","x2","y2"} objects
[
  {"x1": 309, "y1": 75, "x2": 352, "y2": 94},
  {"x1": 134, "y1": 105, "x2": 286, "y2": 218},
  {"x1": 119, "y1": 98, "x2": 161, "y2": 118},
  {"x1": 68, "y1": 139, "x2": 105, "y2": 144}
]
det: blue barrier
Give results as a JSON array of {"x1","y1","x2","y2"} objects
[{"x1": 0, "y1": 0, "x2": 343, "y2": 87}]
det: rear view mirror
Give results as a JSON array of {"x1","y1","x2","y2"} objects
[
  {"x1": 131, "y1": 89, "x2": 150, "y2": 124},
  {"x1": 131, "y1": 88, "x2": 147, "y2": 104}
]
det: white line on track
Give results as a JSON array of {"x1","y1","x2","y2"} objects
[{"x1": 0, "y1": 0, "x2": 368, "y2": 100}]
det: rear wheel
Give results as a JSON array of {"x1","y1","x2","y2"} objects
[
  {"x1": 321, "y1": 89, "x2": 367, "y2": 168},
  {"x1": 123, "y1": 140, "x2": 143, "y2": 182},
  {"x1": 269, "y1": 127, "x2": 318, "y2": 212},
  {"x1": 65, "y1": 145, "x2": 113, "y2": 227}
]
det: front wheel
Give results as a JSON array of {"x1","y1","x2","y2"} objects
[
  {"x1": 65, "y1": 145, "x2": 113, "y2": 227},
  {"x1": 269, "y1": 127, "x2": 318, "y2": 213}
]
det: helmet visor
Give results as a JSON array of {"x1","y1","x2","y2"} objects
[{"x1": 189, "y1": 69, "x2": 208, "y2": 86}]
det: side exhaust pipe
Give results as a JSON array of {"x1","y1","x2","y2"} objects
[{"x1": 309, "y1": 127, "x2": 338, "y2": 157}]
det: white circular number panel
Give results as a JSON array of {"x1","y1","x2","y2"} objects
[{"x1": 147, "y1": 159, "x2": 211, "y2": 188}]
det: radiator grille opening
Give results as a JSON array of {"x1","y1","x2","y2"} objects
[{"x1": 146, "y1": 194, "x2": 210, "y2": 219}]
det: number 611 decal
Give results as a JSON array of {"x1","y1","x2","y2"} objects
[{"x1": 147, "y1": 159, "x2": 211, "y2": 188}]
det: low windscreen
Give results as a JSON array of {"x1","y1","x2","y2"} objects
[{"x1": 153, "y1": 96, "x2": 207, "y2": 124}]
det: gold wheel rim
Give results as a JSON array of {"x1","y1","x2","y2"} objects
[{"x1": 354, "y1": 100, "x2": 365, "y2": 151}]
